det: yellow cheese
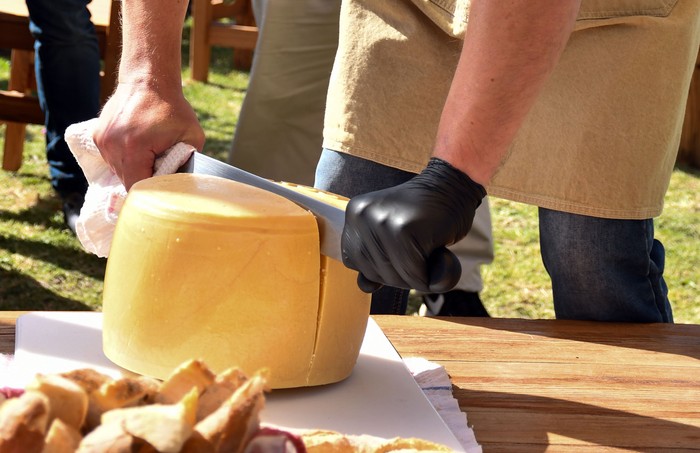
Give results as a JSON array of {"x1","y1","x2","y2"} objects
[
  {"x1": 276, "y1": 183, "x2": 370, "y2": 385},
  {"x1": 102, "y1": 173, "x2": 370, "y2": 389}
]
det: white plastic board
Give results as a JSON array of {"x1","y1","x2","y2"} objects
[{"x1": 13, "y1": 311, "x2": 465, "y2": 451}]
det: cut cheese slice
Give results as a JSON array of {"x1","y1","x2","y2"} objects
[
  {"x1": 102, "y1": 173, "x2": 370, "y2": 389},
  {"x1": 276, "y1": 182, "x2": 371, "y2": 386}
]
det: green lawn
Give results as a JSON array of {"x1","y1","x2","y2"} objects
[{"x1": 1, "y1": 34, "x2": 698, "y2": 322}]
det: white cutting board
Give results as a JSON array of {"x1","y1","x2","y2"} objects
[{"x1": 13, "y1": 311, "x2": 465, "y2": 451}]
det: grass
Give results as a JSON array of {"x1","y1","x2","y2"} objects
[{"x1": 1, "y1": 29, "x2": 699, "y2": 322}]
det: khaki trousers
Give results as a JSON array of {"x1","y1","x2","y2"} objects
[{"x1": 229, "y1": 0, "x2": 341, "y2": 186}]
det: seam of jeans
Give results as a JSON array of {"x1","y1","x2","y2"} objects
[{"x1": 392, "y1": 289, "x2": 402, "y2": 315}]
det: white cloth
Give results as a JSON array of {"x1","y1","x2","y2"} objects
[
  {"x1": 64, "y1": 119, "x2": 195, "y2": 258},
  {"x1": 0, "y1": 353, "x2": 32, "y2": 389},
  {"x1": 404, "y1": 357, "x2": 482, "y2": 453}
]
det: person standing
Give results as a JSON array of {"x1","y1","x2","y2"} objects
[
  {"x1": 25, "y1": 0, "x2": 100, "y2": 233},
  {"x1": 330, "y1": 0, "x2": 699, "y2": 322}
]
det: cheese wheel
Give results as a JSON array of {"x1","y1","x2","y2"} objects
[{"x1": 102, "y1": 173, "x2": 370, "y2": 388}]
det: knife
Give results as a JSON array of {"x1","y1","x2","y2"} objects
[{"x1": 177, "y1": 152, "x2": 345, "y2": 261}]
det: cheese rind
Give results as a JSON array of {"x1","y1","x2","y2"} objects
[{"x1": 102, "y1": 174, "x2": 370, "y2": 389}]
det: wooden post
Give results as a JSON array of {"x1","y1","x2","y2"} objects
[
  {"x1": 190, "y1": 0, "x2": 213, "y2": 82},
  {"x1": 189, "y1": 0, "x2": 257, "y2": 82},
  {"x1": 2, "y1": 49, "x2": 34, "y2": 172}
]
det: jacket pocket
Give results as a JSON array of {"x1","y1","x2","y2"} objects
[
  {"x1": 578, "y1": 0, "x2": 678, "y2": 20},
  {"x1": 409, "y1": 0, "x2": 679, "y2": 37},
  {"x1": 575, "y1": 0, "x2": 679, "y2": 30},
  {"x1": 408, "y1": 0, "x2": 469, "y2": 38}
]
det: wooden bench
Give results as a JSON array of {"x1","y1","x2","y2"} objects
[
  {"x1": 0, "y1": 0, "x2": 121, "y2": 171},
  {"x1": 189, "y1": 0, "x2": 258, "y2": 82}
]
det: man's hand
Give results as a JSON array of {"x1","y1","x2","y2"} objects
[
  {"x1": 93, "y1": 80, "x2": 205, "y2": 190},
  {"x1": 92, "y1": 0, "x2": 203, "y2": 190},
  {"x1": 341, "y1": 158, "x2": 486, "y2": 293}
]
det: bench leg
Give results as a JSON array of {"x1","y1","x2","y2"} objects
[
  {"x1": 2, "y1": 49, "x2": 35, "y2": 171},
  {"x1": 2, "y1": 123, "x2": 26, "y2": 172},
  {"x1": 190, "y1": 0, "x2": 213, "y2": 82}
]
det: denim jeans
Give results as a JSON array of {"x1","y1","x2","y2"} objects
[
  {"x1": 26, "y1": 0, "x2": 99, "y2": 198},
  {"x1": 539, "y1": 208, "x2": 672, "y2": 322},
  {"x1": 316, "y1": 149, "x2": 673, "y2": 322},
  {"x1": 315, "y1": 149, "x2": 413, "y2": 314}
]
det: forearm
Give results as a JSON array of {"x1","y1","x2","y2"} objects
[
  {"x1": 94, "y1": 0, "x2": 203, "y2": 190},
  {"x1": 433, "y1": 0, "x2": 581, "y2": 186},
  {"x1": 118, "y1": 0, "x2": 189, "y2": 90}
]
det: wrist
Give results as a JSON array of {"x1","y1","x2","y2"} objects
[
  {"x1": 116, "y1": 61, "x2": 184, "y2": 98},
  {"x1": 432, "y1": 146, "x2": 498, "y2": 186},
  {"x1": 117, "y1": 71, "x2": 182, "y2": 92},
  {"x1": 426, "y1": 157, "x2": 486, "y2": 200}
]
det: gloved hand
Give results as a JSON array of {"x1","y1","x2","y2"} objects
[{"x1": 342, "y1": 157, "x2": 486, "y2": 293}]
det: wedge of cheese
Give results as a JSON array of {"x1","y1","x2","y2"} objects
[
  {"x1": 102, "y1": 173, "x2": 370, "y2": 389},
  {"x1": 276, "y1": 182, "x2": 370, "y2": 385}
]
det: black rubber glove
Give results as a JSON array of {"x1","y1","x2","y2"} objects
[{"x1": 341, "y1": 157, "x2": 486, "y2": 293}]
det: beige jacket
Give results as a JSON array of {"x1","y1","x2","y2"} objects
[{"x1": 323, "y1": 0, "x2": 700, "y2": 219}]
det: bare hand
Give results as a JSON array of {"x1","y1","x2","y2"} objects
[{"x1": 93, "y1": 80, "x2": 205, "y2": 190}]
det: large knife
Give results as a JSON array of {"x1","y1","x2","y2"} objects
[{"x1": 177, "y1": 152, "x2": 345, "y2": 261}]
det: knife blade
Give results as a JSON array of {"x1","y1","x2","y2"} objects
[{"x1": 177, "y1": 152, "x2": 345, "y2": 261}]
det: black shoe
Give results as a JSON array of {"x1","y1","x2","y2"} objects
[
  {"x1": 61, "y1": 192, "x2": 85, "y2": 235},
  {"x1": 422, "y1": 290, "x2": 490, "y2": 317}
]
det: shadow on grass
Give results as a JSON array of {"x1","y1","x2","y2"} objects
[
  {"x1": 0, "y1": 194, "x2": 64, "y2": 230},
  {"x1": 0, "y1": 192, "x2": 106, "y2": 282},
  {"x1": 5, "y1": 166, "x2": 52, "y2": 185},
  {"x1": 0, "y1": 268, "x2": 93, "y2": 311},
  {"x1": 0, "y1": 234, "x2": 106, "y2": 281}
]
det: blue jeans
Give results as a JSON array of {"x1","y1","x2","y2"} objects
[
  {"x1": 540, "y1": 208, "x2": 672, "y2": 322},
  {"x1": 26, "y1": 0, "x2": 99, "y2": 198},
  {"x1": 316, "y1": 149, "x2": 673, "y2": 322},
  {"x1": 315, "y1": 149, "x2": 412, "y2": 314}
]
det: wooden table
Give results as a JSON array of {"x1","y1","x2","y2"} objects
[{"x1": 2, "y1": 312, "x2": 699, "y2": 452}]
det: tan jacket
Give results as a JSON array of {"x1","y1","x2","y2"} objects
[{"x1": 323, "y1": 0, "x2": 700, "y2": 219}]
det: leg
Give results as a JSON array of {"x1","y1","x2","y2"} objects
[
  {"x1": 539, "y1": 208, "x2": 672, "y2": 322},
  {"x1": 230, "y1": 0, "x2": 341, "y2": 186},
  {"x1": 26, "y1": 0, "x2": 100, "y2": 229},
  {"x1": 449, "y1": 201, "x2": 494, "y2": 294},
  {"x1": 422, "y1": 201, "x2": 493, "y2": 317}
]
